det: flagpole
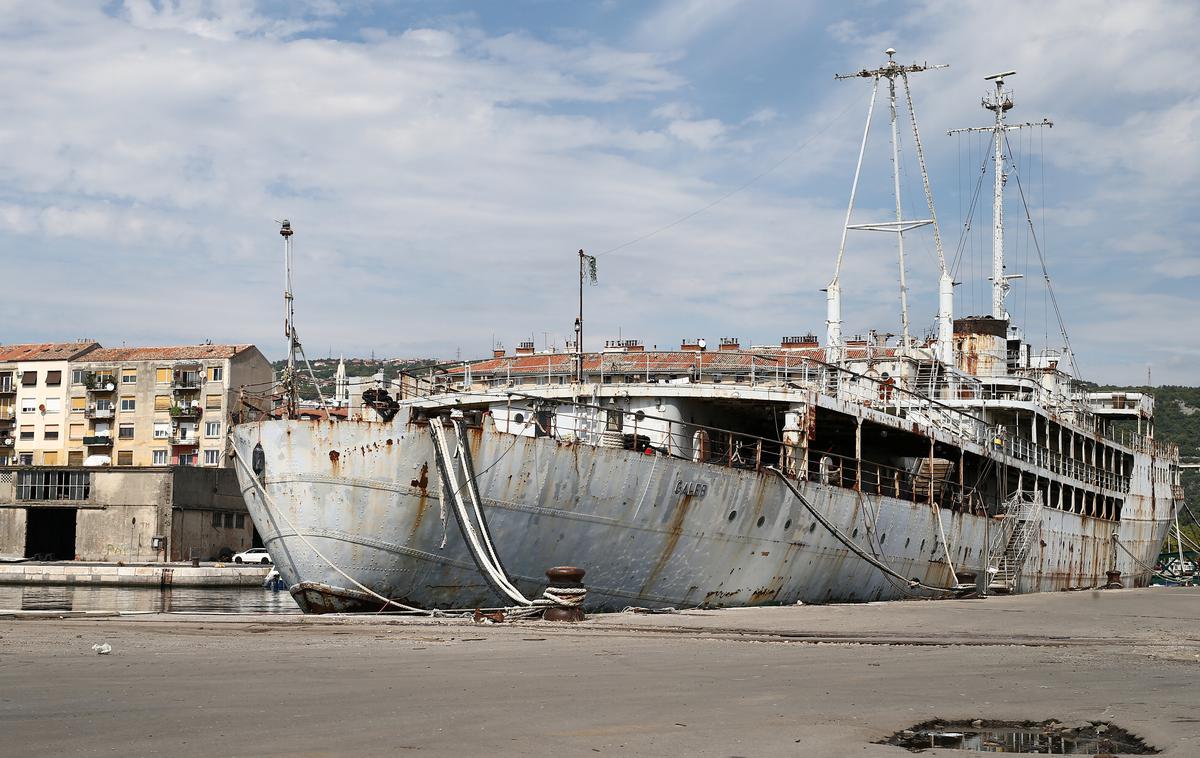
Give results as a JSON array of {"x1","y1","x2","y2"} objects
[{"x1": 576, "y1": 249, "x2": 584, "y2": 383}]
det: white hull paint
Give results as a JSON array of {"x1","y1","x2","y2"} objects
[{"x1": 232, "y1": 415, "x2": 1170, "y2": 613}]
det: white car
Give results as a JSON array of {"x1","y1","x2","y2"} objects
[{"x1": 232, "y1": 548, "x2": 273, "y2": 565}]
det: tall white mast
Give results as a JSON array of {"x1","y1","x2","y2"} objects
[
  {"x1": 831, "y1": 49, "x2": 948, "y2": 361},
  {"x1": 949, "y1": 72, "x2": 1051, "y2": 321}
]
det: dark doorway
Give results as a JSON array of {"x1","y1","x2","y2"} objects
[
  {"x1": 24, "y1": 508, "x2": 77, "y2": 561},
  {"x1": 251, "y1": 526, "x2": 263, "y2": 549}
]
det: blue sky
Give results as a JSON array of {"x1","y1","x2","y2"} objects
[{"x1": 1, "y1": 1, "x2": 1197, "y2": 384}]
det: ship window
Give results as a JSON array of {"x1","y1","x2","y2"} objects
[
  {"x1": 756, "y1": 516, "x2": 765, "y2": 528},
  {"x1": 605, "y1": 410, "x2": 623, "y2": 432},
  {"x1": 727, "y1": 510, "x2": 737, "y2": 521},
  {"x1": 512, "y1": 412, "x2": 525, "y2": 424},
  {"x1": 784, "y1": 519, "x2": 791, "y2": 530}
]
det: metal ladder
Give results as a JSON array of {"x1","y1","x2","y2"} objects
[{"x1": 987, "y1": 491, "x2": 1044, "y2": 593}]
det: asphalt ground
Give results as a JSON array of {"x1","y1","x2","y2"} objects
[{"x1": 1, "y1": 586, "x2": 1197, "y2": 757}]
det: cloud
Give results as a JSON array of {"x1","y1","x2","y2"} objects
[{"x1": 0, "y1": 0, "x2": 1195, "y2": 387}]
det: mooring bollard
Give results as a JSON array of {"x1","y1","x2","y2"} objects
[
  {"x1": 1104, "y1": 570, "x2": 1123, "y2": 589},
  {"x1": 542, "y1": 566, "x2": 586, "y2": 622}
]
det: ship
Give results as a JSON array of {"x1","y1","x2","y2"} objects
[{"x1": 230, "y1": 51, "x2": 1180, "y2": 614}]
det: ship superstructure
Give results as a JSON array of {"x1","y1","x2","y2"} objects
[{"x1": 230, "y1": 52, "x2": 1179, "y2": 613}]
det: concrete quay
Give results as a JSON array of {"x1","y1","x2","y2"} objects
[
  {"x1": 0, "y1": 561, "x2": 271, "y2": 587},
  {"x1": 0, "y1": 586, "x2": 1197, "y2": 758}
]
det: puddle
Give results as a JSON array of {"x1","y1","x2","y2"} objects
[{"x1": 880, "y1": 719, "x2": 1159, "y2": 754}]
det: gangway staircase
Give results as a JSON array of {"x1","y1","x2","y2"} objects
[{"x1": 986, "y1": 490, "x2": 1045, "y2": 594}]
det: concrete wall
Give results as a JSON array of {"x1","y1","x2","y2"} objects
[{"x1": 0, "y1": 466, "x2": 253, "y2": 562}]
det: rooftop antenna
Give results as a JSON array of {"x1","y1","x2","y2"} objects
[
  {"x1": 575, "y1": 249, "x2": 597, "y2": 382},
  {"x1": 831, "y1": 49, "x2": 951, "y2": 364},
  {"x1": 948, "y1": 71, "x2": 1052, "y2": 321}
]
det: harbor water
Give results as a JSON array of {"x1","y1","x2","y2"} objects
[{"x1": 0, "y1": 584, "x2": 301, "y2": 614}]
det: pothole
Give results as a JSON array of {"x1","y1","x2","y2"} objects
[{"x1": 879, "y1": 719, "x2": 1159, "y2": 754}]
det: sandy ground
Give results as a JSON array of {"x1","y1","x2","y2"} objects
[{"x1": 1, "y1": 587, "x2": 1197, "y2": 757}]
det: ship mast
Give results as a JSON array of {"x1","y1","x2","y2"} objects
[
  {"x1": 830, "y1": 49, "x2": 951, "y2": 364},
  {"x1": 948, "y1": 72, "x2": 1052, "y2": 320},
  {"x1": 280, "y1": 219, "x2": 298, "y2": 417}
]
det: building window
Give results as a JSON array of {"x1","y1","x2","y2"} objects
[
  {"x1": 42, "y1": 451, "x2": 58, "y2": 465},
  {"x1": 224, "y1": 512, "x2": 234, "y2": 528},
  {"x1": 44, "y1": 398, "x2": 61, "y2": 414},
  {"x1": 154, "y1": 395, "x2": 171, "y2": 411},
  {"x1": 19, "y1": 425, "x2": 34, "y2": 441},
  {"x1": 16, "y1": 470, "x2": 91, "y2": 500},
  {"x1": 21, "y1": 371, "x2": 37, "y2": 387},
  {"x1": 204, "y1": 449, "x2": 221, "y2": 465},
  {"x1": 69, "y1": 423, "x2": 85, "y2": 440},
  {"x1": 208, "y1": 366, "x2": 224, "y2": 383},
  {"x1": 236, "y1": 514, "x2": 245, "y2": 529},
  {"x1": 21, "y1": 398, "x2": 36, "y2": 414},
  {"x1": 153, "y1": 422, "x2": 169, "y2": 439},
  {"x1": 211, "y1": 511, "x2": 222, "y2": 528},
  {"x1": 67, "y1": 451, "x2": 83, "y2": 466},
  {"x1": 156, "y1": 367, "x2": 170, "y2": 384},
  {"x1": 205, "y1": 394, "x2": 222, "y2": 410},
  {"x1": 45, "y1": 371, "x2": 62, "y2": 386},
  {"x1": 116, "y1": 451, "x2": 133, "y2": 466},
  {"x1": 152, "y1": 449, "x2": 168, "y2": 465},
  {"x1": 120, "y1": 397, "x2": 136, "y2": 412},
  {"x1": 178, "y1": 453, "x2": 196, "y2": 466},
  {"x1": 18, "y1": 453, "x2": 33, "y2": 465},
  {"x1": 118, "y1": 424, "x2": 135, "y2": 439},
  {"x1": 71, "y1": 396, "x2": 86, "y2": 413},
  {"x1": 44, "y1": 425, "x2": 59, "y2": 441},
  {"x1": 121, "y1": 369, "x2": 137, "y2": 384},
  {"x1": 205, "y1": 421, "x2": 221, "y2": 437},
  {"x1": 71, "y1": 369, "x2": 87, "y2": 385}
]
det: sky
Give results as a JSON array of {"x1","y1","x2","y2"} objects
[{"x1": 0, "y1": 0, "x2": 1196, "y2": 384}]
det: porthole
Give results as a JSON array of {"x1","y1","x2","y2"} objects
[
  {"x1": 784, "y1": 519, "x2": 792, "y2": 530},
  {"x1": 634, "y1": 410, "x2": 646, "y2": 421},
  {"x1": 513, "y1": 412, "x2": 525, "y2": 423},
  {"x1": 728, "y1": 510, "x2": 737, "y2": 521},
  {"x1": 756, "y1": 516, "x2": 765, "y2": 528},
  {"x1": 852, "y1": 528, "x2": 858, "y2": 538}
]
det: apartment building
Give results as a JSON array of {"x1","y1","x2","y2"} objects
[
  {"x1": 68, "y1": 345, "x2": 273, "y2": 467},
  {"x1": 0, "y1": 342, "x2": 101, "y2": 466}
]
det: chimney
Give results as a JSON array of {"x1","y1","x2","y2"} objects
[
  {"x1": 492, "y1": 347, "x2": 506, "y2": 358},
  {"x1": 680, "y1": 338, "x2": 707, "y2": 352},
  {"x1": 515, "y1": 340, "x2": 535, "y2": 356},
  {"x1": 718, "y1": 337, "x2": 740, "y2": 351},
  {"x1": 780, "y1": 334, "x2": 819, "y2": 350},
  {"x1": 603, "y1": 339, "x2": 644, "y2": 353}
]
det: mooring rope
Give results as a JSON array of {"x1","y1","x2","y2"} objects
[
  {"x1": 1112, "y1": 533, "x2": 1189, "y2": 584},
  {"x1": 766, "y1": 467, "x2": 957, "y2": 595}
]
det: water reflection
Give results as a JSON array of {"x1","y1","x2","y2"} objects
[{"x1": 0, "y1": 584, "x2": 302, "y2": 614}]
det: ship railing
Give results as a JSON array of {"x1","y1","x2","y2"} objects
[
  {"x1": 401, "y1": 351, "x2": 994, "y2": 446},
  {"x1": 994, "y1": 434, "x2": 1130, "y2": 494},
  {"x1": 478, "y1": 396, "x2": 984, "y2": 511}
]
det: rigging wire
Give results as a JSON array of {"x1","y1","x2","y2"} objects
[
  {"x1": 593, "y1": 95, "x2": 862, "y2": 258},
  {"x1": 1003, "y1": 132, "x2": 1080, "y2": 378}
]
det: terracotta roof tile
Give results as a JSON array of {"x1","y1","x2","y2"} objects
[
  {"x1": 0, "y1": 342, "x2": 100, "y2": 362},
  {"x1": 83, "y1": 345, "x2": 255, "y2": 362}
]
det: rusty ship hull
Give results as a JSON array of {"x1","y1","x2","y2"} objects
[{"x1": 232, "y1": 410, "x2": 1171, "y2": 614}]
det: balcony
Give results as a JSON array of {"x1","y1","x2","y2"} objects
[
  {"x1": 0, "y1": 383, "x2": 15, "y2": 395},
  {"x1": 83, "y1": 435, "x2": 113, "y2": 447},
  {"x1": 0, "y1": 435, "x2": 13, "y2": 448},
  {"x1": 170, "y1": 435, "x2": 199, "y2": 446},
  {"x1": 171, "y1": 374, "x2": 203, "y2": 391},
  {"x1": 169, "y1": 404, "x2": 202, "y2": 419},
  {"x1": 0, "y1": 408, "x2": 14, "y2": 421},
  {"x1": 85, "y1": 407, "x2": 115, "y2": 420},
  {"x1": 85, "y1": 373, "x2": 117, "y2": 393}
]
